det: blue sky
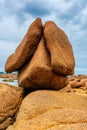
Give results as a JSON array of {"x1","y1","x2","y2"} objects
[{"x1": 0, "y1": 0, "x2": 87, "y2": 74}]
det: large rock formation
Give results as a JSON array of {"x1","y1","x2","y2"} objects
[
  {"x1": 44, "y1": 21, "x2": 75, "y2": 75},
  {"x1": 0, "y1": 83, "x2": 23, "y2": 130},
  {"x1": 18, "y1": 37, "x2": 68, "y2": 90},
  {"x1": 5, "y1": 18, "x2": 75, "y2": 90},
  {"x1": 3, "y1": 18, "x2": 87, "y2": 130},
  {"x1": 6, "y1": 90, "x2": 87, "y2": 130},
  {"x1": 5, "y1": 18, "x2": 43, "y2": 72}
]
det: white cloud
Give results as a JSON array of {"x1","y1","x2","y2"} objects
[
  {"x1": 0, "y1": 15, "x2": 34, "y2": 42},
  {"x1": 50, "y1": 0, "x2": 73, "y2": 12},
  {"x1": 0, "y1": 40, "x2": 18, "y2": 71},
  {"x1": 80, "y1": 5, "x2": 87, "y2": 24}
]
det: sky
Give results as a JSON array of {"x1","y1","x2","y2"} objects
[{"x1": 0, "y1": 0, "x2": 87, "y2": 74}]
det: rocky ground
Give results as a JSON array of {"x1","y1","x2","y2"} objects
[
  {"x1": 60, "y1": 74, "x2": 87, "y2": 96},
  {"x1": 0, "y1": 73, "x2": 17, "y2": 80},
  {"x1": 1, "y1": 73, "x2": 87, "y2": 96}
]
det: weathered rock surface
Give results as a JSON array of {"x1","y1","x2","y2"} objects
[
  {"x1": 44, "y1": 21, "x2": 75, "y2": 75},
  {"x1": 7, "y1": 90, "x2": 87, "y2": 130},
  {"x1": 0, "y1": 83, "x2": 23, "y2": 130},
  {"x1": 18, "y1": 37, "x2": 68, "y2": 90},
  {"x1": 5, "y1": 18, "x2": 43, "y2": 72}
]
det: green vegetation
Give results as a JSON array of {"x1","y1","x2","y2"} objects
[{"x1": 2, "y1": 78, "x2": 14, "y2": 82}]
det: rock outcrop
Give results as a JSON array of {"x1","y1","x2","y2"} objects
[
  {"x1": 5, "y1": 18, "x2": 43, "y2": 72},
  {"x1": 5, "y1": 18, "x2": 75, "y2": 90},
  {"x1": 0, "y1": 83, "x2": 23, "y2": 130},
  {"x1": 6, "y1": 90, "x2": 87, "y2": 130},
  {"x1": 44, "y1": 21, "x2": 75, "y2": 75}
]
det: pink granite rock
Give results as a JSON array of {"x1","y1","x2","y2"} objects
[
  {"x1": 5, "y1": 18, "x2": 43, "y2": 72},
  {"x1": 44, "y1": 21, "x2": 75, "y2": 75}
]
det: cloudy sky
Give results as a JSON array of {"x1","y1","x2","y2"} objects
[{"x1": 0, "y1": 0, "x2": 87, "y2": 74}]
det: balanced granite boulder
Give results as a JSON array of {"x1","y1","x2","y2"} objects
[
  {"x1": 5, "y1": 18, "x2": 43, "y2": 72},
  {"x1": 6, "y1": 90, "x2": 87, "y2": 130},
  {"x1": 0, "y1": 83, "x2": 23, "y2": 130},
  {"x1": 5, "y1": 18, "x2": 75, "y2": 90},
  {"x1": 44, "y1": 21, "x2": 75, "y2": 75},
  {"x1": 18, "y1": 37, "x2": 68, "y2": 90}
]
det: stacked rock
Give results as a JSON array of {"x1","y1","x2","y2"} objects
[{"x1": 5, "y1": 18, "x2": 75, "y2": 90}]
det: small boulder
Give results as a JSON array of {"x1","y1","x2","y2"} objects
[
  {"x1": 69, "y1": 79, "x2": 82, "y2": 88},
  {"x1": 5, "y1": 18, "x2": 43, "y2": 72},
  {"x1": 0, "y1": 83, "x2": 23, "y2": 130},
  {"x1": 44, "y1": 21, "x2": 75, "y2": 75}
]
